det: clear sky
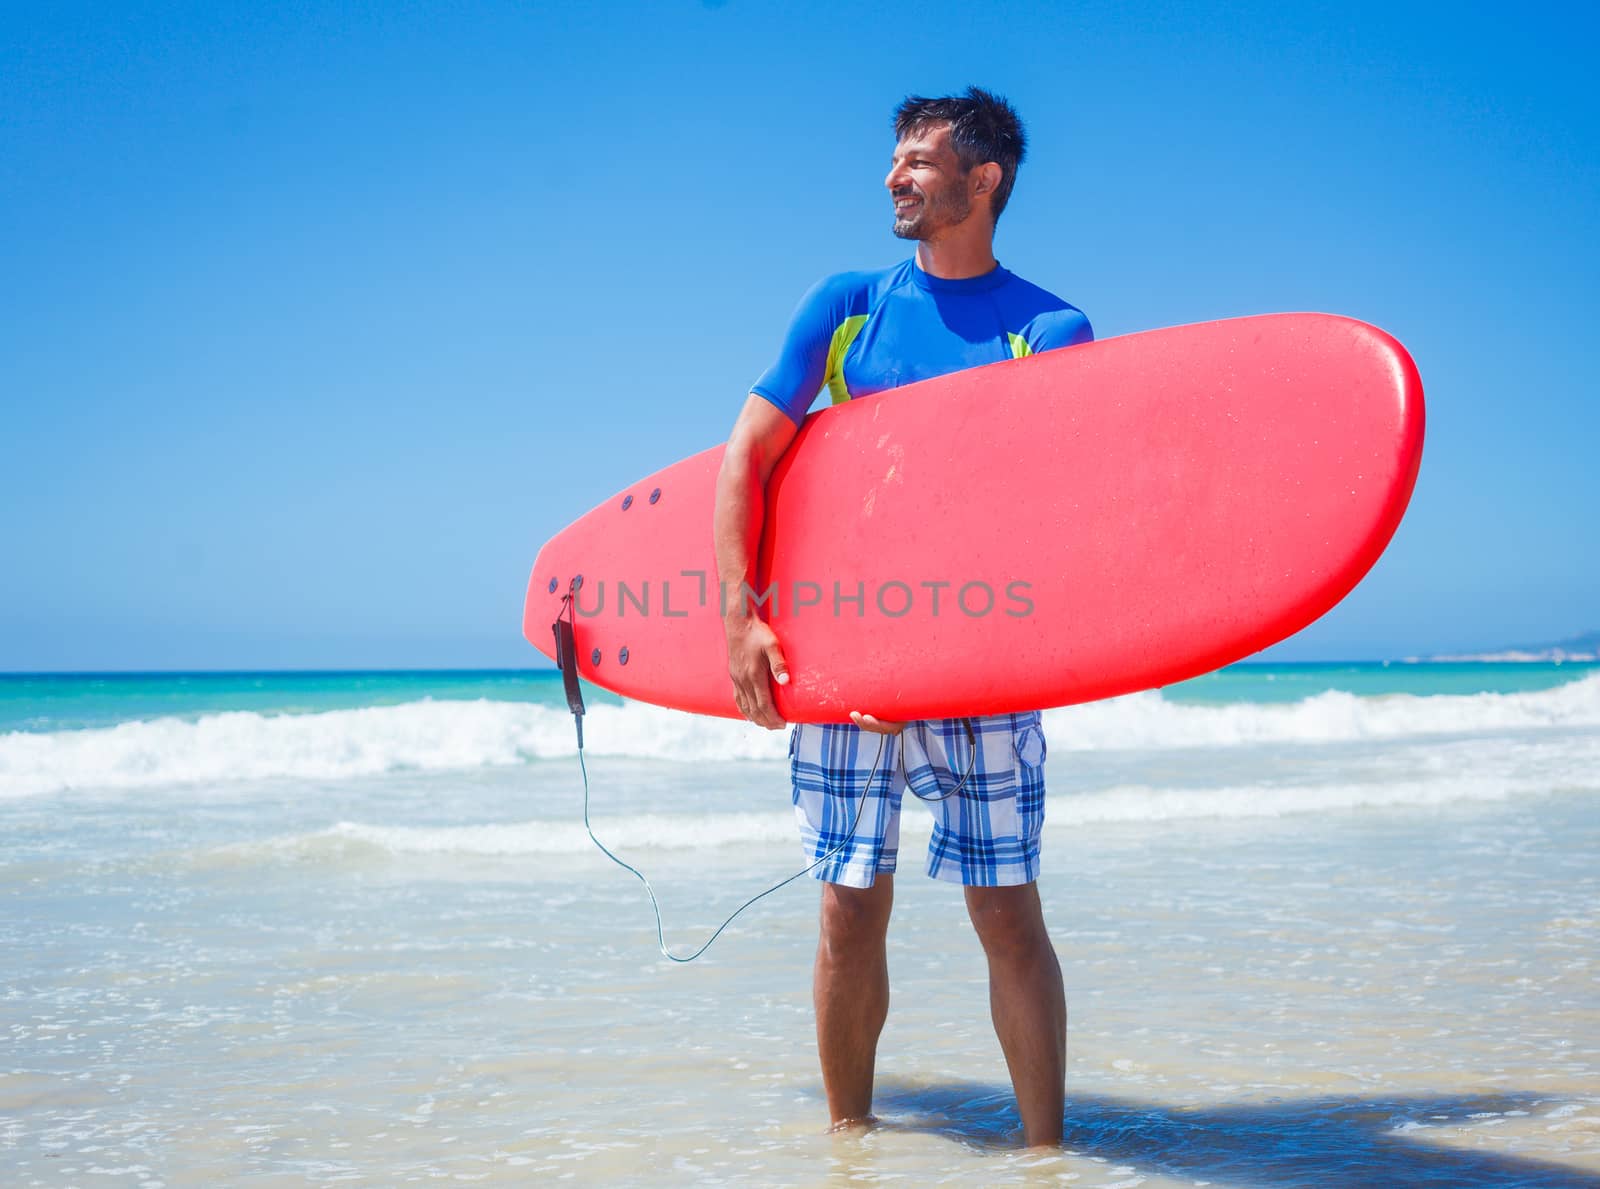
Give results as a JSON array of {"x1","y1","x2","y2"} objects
[{"x1": 2, "y1": 0, "x2": 1595, "y2": 670}]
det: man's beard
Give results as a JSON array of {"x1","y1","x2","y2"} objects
[{"x1": 892, "y1": 181, "x2": 972, "y2": 240}]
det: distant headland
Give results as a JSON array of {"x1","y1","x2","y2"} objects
[{"x1": 1410, "y1": 629, "x2": 1600, "y2": 663}]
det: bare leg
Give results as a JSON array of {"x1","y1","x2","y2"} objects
[
  {"x1": 965, "y1": 882, "x2": 1066, "y2": 1147},
  {"x1": 814, "y1": 874, "x2": 894, "y2": 1127}
]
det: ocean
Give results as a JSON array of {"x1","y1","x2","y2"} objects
[{"x1": 2, "y1": 663, "x2": 1597, "y2": 1185}]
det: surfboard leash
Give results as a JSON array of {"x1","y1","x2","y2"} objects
[{"x1": 552, "y1": 594, "x2": 975, "y2": 962}]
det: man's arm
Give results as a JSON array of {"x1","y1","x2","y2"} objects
[{"x1": 715, "y1": 394, "x2": 799, "y2": 729}]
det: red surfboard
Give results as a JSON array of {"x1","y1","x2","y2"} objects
[{"x1": 524, "y1": 314, "x2": 1424, "y2": 722}]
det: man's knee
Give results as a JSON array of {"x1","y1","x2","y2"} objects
[
  {"x1": 819, "y1": 877, "x2": 893, "y2": 960},
  {"x1": 965, "y1": 883, "x2": 1051, "y2": 963}
]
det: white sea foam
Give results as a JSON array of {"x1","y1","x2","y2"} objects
[
  {"x1": 1043, "y1": 674, "x2": 1600, "y2": 750},
  {"x1": 3, "y1": 674, "x2": 1598, "y2": 799},
  {"x1": 327, "y1": 811, "x2": 801, "y2": 857},
  {"x1": 295, "y1": 769, "x2": 1571, "y2": 858},
  {"x1": 0, "y1": 699, "x2": 779, "y2": 798}
]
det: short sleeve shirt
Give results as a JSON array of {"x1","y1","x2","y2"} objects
[{"x1": 752, "y1": 258, "x2": 1092, "y2": 425}]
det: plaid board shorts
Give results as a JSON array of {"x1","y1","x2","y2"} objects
[{"x1": 789, "y1": 711, "x2": 1049, "y2": 889}]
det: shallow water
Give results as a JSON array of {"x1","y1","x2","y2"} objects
[
  {"x1": 4, "y1": 786, "x2": 1597, "y2": 1184},
  {"x1": 3, "y1": 668, "x2": 1598, "y2": 1184}
]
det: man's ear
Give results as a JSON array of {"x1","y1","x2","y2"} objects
[{"x1": 972, "y1": 161, "x2": 1003, "y2": 197}]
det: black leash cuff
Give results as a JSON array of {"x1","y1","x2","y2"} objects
[{"x1": 552, "y1": 591, "x2": 586, "y2": 750}]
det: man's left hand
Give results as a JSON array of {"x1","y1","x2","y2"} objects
[{"x1": 849, "y1": 711, "x2": 906, "y2": 735}]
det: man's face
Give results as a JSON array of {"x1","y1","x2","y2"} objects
[{"x1": 885, "y1": 123, "x2": 974, "y2": 241}]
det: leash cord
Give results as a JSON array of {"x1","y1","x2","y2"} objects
[
  {"x1": 576, "y1": 716, "x2": 979, "y2": 964},
  {"x1": 579, "y1": 734, "x2": 883, "y2": 963}
]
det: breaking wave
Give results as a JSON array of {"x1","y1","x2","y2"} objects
[{"x1": 4, "y1": 673, "x2": 1598, "y2": 799}]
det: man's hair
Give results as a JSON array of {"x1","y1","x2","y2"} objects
[{"x1": 893, "y1": 86, "x2": 1028, "y2": 223}]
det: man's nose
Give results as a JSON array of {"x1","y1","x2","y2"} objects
[{"x1": 885, "y1": 162, "x2": 907, "y2": 191}]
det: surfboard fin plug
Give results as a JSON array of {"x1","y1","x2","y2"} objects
[{"x1": 552, "y1": 590, "x2": 586, "y2": 750}]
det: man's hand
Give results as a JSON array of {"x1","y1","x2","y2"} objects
[
  {"x1": 849, "y1": 711, "x2": 906, "y2": 735},
  {"x1": 726, "y1": 616, "x2": 790, "y2": 730}
]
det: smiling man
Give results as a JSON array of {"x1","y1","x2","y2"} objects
[{"x1": 712, "y1": 88, "x2": 1092, "y2": 1147}]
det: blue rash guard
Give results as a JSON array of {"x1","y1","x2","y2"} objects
[{"x1": 751, "y1": 258, "x2": 1092, "y2": 425}]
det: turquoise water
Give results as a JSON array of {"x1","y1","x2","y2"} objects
[
  {"x1": 1161, "y1": 659, "x2": 1600, "y2": 703},
  {"x1": 3, "y1": 661, "x2": 1594, "y2": 732},
  {"x1": 0, "y1": 669, "x2": 569, "y2": 732}
]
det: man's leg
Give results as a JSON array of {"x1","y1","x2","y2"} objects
[
  {"x1": 814, "y1": 873, "x2": 894, "y2": 1127},
  {"x1": 965, "y1": 881, "x2": 1065, "y2": 1147}
]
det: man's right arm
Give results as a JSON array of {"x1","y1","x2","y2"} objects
[{"x1": 714, "y1": 394, "x2": 800, "y2": 729}]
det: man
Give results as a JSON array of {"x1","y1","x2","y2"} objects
[{"x1": 712, "y1": 88, "x2": 1091, "y2": 1148}]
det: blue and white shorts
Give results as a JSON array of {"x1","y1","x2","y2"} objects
[{"x1": 789, "y1": 712, "x2": 1049, "y2": 889}]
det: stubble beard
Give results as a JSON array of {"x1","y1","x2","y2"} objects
[{"x1": 892, "y1": 181, "x2": 973, "y2": 241}]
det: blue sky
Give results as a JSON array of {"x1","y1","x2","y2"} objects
[{"x1": 2, "y1": 0, "x2": 1595, "y2": 669}]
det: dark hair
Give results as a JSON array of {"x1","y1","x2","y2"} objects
[{"x1": 893, "y1": 87, "x2": 1028, "y2": 223}]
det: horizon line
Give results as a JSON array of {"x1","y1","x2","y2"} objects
[{"x1": 6, "y1": 657, "x2": 1600, "y2": 679}]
